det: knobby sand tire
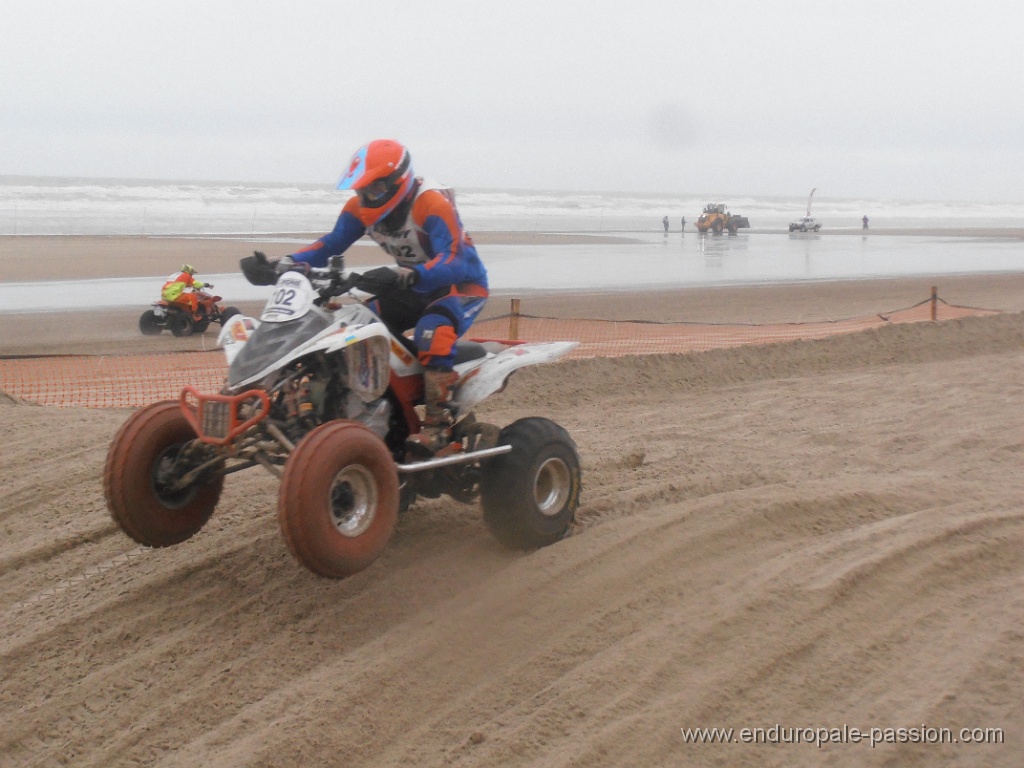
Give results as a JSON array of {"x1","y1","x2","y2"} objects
[
  {"x1": 138, "y1": 310, "x2": 162, "y2": 335},
  {"x1": 104, "y1": 400, "x2": 223, "y2": 547},
  {"x1": 169, "y1": 312, "x2": 194, "y2": 337},
  {"x1": 480, "y1": 417, "x2": 582, "y2": 550},
  {"x1": 278, "y1": 420, "x2": 399, "y2": 579}
]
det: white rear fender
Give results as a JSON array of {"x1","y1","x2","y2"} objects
[{"x1": 453, "y1": 341, "x2": 578, "y2": 411}]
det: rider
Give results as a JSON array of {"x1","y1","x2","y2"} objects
[
  {"x1": 253, "y1": 139, "x2": 489, "y2": 455},
  {"x1": 161, "y1": 264, "x2": 211, "y2": 317}
]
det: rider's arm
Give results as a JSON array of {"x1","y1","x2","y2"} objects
[
  {"x1": 289, "y1": 197, "x2": 367, "y2": 268},
  {"x1": 409, "y1": 190, "x2": 487, "y2": 293}
]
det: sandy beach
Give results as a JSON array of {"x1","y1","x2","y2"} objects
[
  {"x1": 1, "y1": 232, "x2": 1023, "y2": 766},
  {"x1": 0, "y1": 232, "x2": 644, "y2": 283}
]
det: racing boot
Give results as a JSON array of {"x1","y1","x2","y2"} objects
[{"x1": 406, "y1": 370, "x2": 460, "y2": 456}]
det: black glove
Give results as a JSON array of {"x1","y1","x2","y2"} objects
[
  {"x1": 395, "y1": 267, "x2": 418, "y2": 289},
  {"x1": 240, "y1": 251, "x2": 278, "y2": 286},
  {"x1": 353, "y1": 266, "x2": 400, "y2": 294},
  {"x1": 204, "y1": 282, "x2": 214, "y2": 289}
]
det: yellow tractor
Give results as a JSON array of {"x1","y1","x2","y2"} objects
[{"x1": 695, "y1": 203, "x2": 750, "y2": 235}]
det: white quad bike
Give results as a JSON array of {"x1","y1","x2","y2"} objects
[{"x1": 103, "y1": 259, "x2": 582, "y2": 578}]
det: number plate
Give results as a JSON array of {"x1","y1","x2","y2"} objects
[{"x1": 260, "y1": 272, "x2": 315, "y2": 323}]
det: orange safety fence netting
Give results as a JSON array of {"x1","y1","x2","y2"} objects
[
  {"x1": 0, "y1": 351, "x2": 227, "y2": 410},
  {"x1": 0, "y1": 297, "x2": 1004, "y2": 410},
  {"x1": 473, "y1": 298, "x2": 1001, "y2": 358}
]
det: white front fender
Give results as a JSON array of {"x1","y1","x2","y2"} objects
[
  {"x1": 454, "y1": 341, "x2": 578, "y2": 411},
  {"x1": 217, "y1": 314, "x2": 260, "y2": 365}
]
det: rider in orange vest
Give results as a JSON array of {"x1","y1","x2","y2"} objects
[{"x1": 161, "y1": 264, "x2": 210, "y2": 316}]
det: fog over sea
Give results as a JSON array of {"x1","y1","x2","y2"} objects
[{"x1": 4, "y1": 176, "x2": 1024, "y2": 236}]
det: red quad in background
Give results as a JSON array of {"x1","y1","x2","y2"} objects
[{"x1": 139, "y1": 287, "x2": 240, "y2": 337}]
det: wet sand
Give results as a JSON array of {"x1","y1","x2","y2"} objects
[
  {"x1": 2, "y1": 233, "x2": 1024, "y2": 357},
  {"x1": 2, "y1": 227, "x2": 1023, "y2": 283},
  {"x1": 0, "y1": 232, "x2": 641, "y2": 283}
]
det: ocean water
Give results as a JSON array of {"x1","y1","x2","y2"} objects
[{"x1": 3, "y1": 176, "x2": 1024, "y2": 236}]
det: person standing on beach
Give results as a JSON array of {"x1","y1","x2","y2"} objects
[
  {"x1": 862, "y1": 215, "x2": 869, "y2": 230},
  {"x1": 680, "y1": 217, "x2": 686, "y2": 232},
  {"x1": 663, "y1": 215, "x2": 670, "y2": 234},
  {"x1": 245, "y1": 139, "x2": 488, "y2": 456}
]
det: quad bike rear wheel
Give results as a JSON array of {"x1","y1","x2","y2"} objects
[
  {"x1": 278, "y1": 421, "x2": 399, "y2": 579},
  {"x1": 480, "y1": 417, "x2": 581, "y2": 550},
  {"x1": 139, "y1": 310, "x2": 162, "y2": 335},
  {"x1": 168, "y1": 312, "x2": 194, "y2": 337},
  {"x1": 104, "y1": 400, "x2": 223, "y2": 547}
]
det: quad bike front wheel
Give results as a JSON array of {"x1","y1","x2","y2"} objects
[
  {"x1": 480, "y1": 417, "x2": 582, "y2": 550},
  {"x1": 104, "y1": 400, "x2": 224, "y2": 547},
  {"x1": 219, "y1": 306, "x2": 240, "y2": 325},
  {"x1": 278, "y1": 421, "x2": 399, "y2": 579}
]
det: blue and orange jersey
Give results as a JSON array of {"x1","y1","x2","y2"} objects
[{"x1": 289, "y1": 179, "x2": 487, "y2": 295}]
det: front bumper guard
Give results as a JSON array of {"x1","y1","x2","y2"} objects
[{"x1": 180, "y1": 386, "x2": 271, "y2": 446}]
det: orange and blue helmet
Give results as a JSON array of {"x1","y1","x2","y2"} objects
[{"x1": 337, "y1": 139, "x2": 415, "y2": 226}]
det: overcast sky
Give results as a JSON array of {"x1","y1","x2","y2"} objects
[{"x1": 2, "y1": 0, "x2": 1022, "y2": 201}]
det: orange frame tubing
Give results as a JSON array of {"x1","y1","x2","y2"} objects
[{"x1": 179, "y1": 386, "x2": 271, "y2": 446}]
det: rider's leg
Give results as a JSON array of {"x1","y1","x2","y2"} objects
[
  {"x1": 407, "y1": 366, "x2": 460, "y2": 454},
  {"x1": 366, "y1": 293, "x2": 429, "y2": 341},
  {"x1": 407, "y1": 311, "x2": 459, "y2": 454},
  {"x1": 406, "y1": 292, "x2": 487, "y2": 454}
]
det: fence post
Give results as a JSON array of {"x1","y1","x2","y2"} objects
[
  {"x1": 509, "y1": 298, "x2": 520, "y2": 341},
  {"x1": 930, "y1": 286, "x2": 937, "y2": 321}
]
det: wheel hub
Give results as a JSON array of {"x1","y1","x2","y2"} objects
[
  {"x1": 150, "y1": 444, "x2": 198, "y2": 509},
  {"x1": 534, "y1": 457, "x2": 571, "y2": 516},
  {"x1": 329, "y1": 465, "x2": 378, "y2": 537}
]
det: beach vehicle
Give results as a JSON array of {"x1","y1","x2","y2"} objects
[
  {"x1": 789, "y1": 188, "x2": 822, "y2": 232},
  {"x1": 105, "y1": 259, "x2": 582, "y2": 579},
  {"x1": 139, "y1": 288, "x2": 240, "y2": 337},
  {"x1": 789, "y1": 215, "x2": 821, "y2": 232},
  {"x1": 695, "y1": 203, "x2": 750, "y2": 235}
]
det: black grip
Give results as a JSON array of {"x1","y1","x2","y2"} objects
[{"x1": 240, "y1": 253, "x2": 278, "y2": 286}]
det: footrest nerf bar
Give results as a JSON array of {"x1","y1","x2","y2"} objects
[{"x1": 180, "y1": 386, "x2": 271, "y2": 446}]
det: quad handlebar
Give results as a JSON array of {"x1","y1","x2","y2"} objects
[
  {"x1": 240, "y1": 250, "x2": 400, "y2": 305},
  {"x1": 307, "y1": 263, "x2": 400, "y2": 305}
]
